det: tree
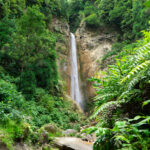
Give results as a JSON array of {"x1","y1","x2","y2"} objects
[
  {"x1": 0, "y1": 17, "x2": 15, "y2": 49},
  {"x1": 11, "y1": 6, "x2": 58, "y2": 94},
  {"x1": 19, "y1": 67, "x2": 37, "y2": 99},
  {"x1": 68, "y1": 0, "x2": 85, "y2": 32},
  {"x1": 12, "y1": 6, "x2": 55, "y2": 68}
]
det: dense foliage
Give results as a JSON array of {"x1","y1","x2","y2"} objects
[
  {"x1": 68, "y1": 1, "x2": 150, "y2": 149},
  {"x1": 85, "y1": 18, "x2": 150, "y2": 150},
  {"x1": 68, "y1": 0, "x2": 85, "y2": 32},
  {"x1": 68, "y1": 0, "x2": 149, "y2": 41},
  {"x1": 0, "y1": 0, "x2": 83, "y2": 149},
  {"x1": 1, "y1": 0, "x2": 150, "y2": 149}
]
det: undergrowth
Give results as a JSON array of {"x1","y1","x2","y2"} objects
[{"x1": 83, "y1": 22, "x2": 150, "y2": 150}]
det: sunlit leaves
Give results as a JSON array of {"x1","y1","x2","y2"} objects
[
  {"x1": 91, "y1": 101, "x2": 120, "y2": 119},
  {"x1": 142, "y1": 100, "x2": 150, "y2": 108},
  {"x1": 18, "y1": 6, "x2": 45, "y2": 36},
  {"x1": 121, "y1": 60, "x2": 150, "y2": 83},
  {"x1": 145, "y1": 0, "x2": 150, "y2": 7},
  {"x1": 90, "y1": 17, "x2": 150, "y2": 150}
]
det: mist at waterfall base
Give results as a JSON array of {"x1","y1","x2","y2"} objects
[{"x1": 70, "y1": 33, "x2": 84, "y2": 111}]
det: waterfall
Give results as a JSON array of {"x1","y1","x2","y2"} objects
[{"x1": 70, "y1": 33, "x2": 83, "y2": 109}]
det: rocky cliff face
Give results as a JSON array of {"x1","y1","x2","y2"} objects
[
  {"x1": 48, "y1": 17, "x2": 71, "y2": 93},
  {"x1": 76, "y1": 22, "x2": 117, "y2": 100},
  {"x1": 48, "y1": 18, "x2": 117, "y2": 107}
]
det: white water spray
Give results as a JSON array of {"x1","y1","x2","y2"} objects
[{"x1": 70, "y1": 33, "x2": 83, "y2": 109}]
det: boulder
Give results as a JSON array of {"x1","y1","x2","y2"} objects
[
  {"x1": 38, "y1": 124, "x2": 62, "y2": 144},
  {"x1": 39, "y1": 131, "x2": 49, "y2": 144},
  {"x1": 54, "y1": 137, "x2": 93, "y2": 150}
]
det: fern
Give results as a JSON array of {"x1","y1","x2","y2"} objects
[
  {"x1": 88, "y1": 25, "x2": 150, "y2": 150},
  {"x1": 117, "y1": 89, "x2": 141, "y2": 103},
  {"x1": 91, "y1": 101, "x2": 121, "y2": 119},
  {"x1": 117, "y1": 90, "x2": 130, "y2": 101},
  {"x1": 127, "y1": 76, "x2": 140, "y2": 90},
  {"x1": 121, "y1": 60, "x2": 150, "y2": 83},
  {"x1": 135, "y1": 42, "x2": 150, "y2": 63},
  {"x1": 94, "y1": 92, "x2": 118, "y2": 102}
]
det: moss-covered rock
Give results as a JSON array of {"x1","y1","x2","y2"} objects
[
  {"x1": 43, "y1": 124, "x2": 58, "y2": 134},
  {"x1": 37, "y1": 124, "x2": 62, "y2": 144}
]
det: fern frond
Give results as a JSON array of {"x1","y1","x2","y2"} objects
[
  {"x1": 135, "y1": 42, "x2": 150, "y2": 63},
  {"x1": 117, "y1": 89, "x2": 141, "y2": 103},
  {"x1": 96, "y1": 127, "x2": 110, "y2": 135},
  {"x1": 94, "y1": 92, "x2": 118, "y2": 101},
  {"x1": 127, "y1": 76, "x2": 140, "y2": 90},
  {"x1": 117, "y1": 90, "x2": 130, "y2": 101},
  {"x1": 121, "y1": 60, "x2": 150, "y2": 83},
  {"x1": 91, "y1": 101, "x2": 120, "y2": 119},
  {"x1": 127, "y1": 75, "x2": 146, "y2": 90}
]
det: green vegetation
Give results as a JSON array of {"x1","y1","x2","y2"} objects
[
  {"x1": 68, "y1": 0, "x2": 149, "y2": 41},
  {"x1": 85, "y1": 19, "x2": 150, "y2": 150},
  {"x1": 0, "y1": 0, "x2": 84, "y2": 149},
  {"x1": 1, "y1": 0, "x2": 150, "y2": 149},
  {"x1": 78, "y1": 1, "x2": 150, "y2": 150},
  {"x1": 68, "y1": 0, "x2": 85, "y2": 32}
]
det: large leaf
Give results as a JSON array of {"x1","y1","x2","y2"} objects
[
  {"x1": 128, "y1": 116, "x2": 143, "y2": 122},
  {"x1": 142, "y1": 100, "x2": 150, "y2": 108}
]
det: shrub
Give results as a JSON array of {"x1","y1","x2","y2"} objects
[
  {"x1": 0, "y1": 79, "x2": 25, "y2": 123},
  {"x1": 34, "y1": 88, "x2": 46, "y2": 102},
  {"x1": 101, "y1": 42, "x2": 124, "y2": 64},
  {"x1": 84, "y1": 13, "x2": 100, "y2": 27},
  {"x1": 88, "y1": 24, "x2": 150, "y2": 150},
  {"x1": 40, "y1": 94, "x2": 54, "y2": 112},
  {"x1": 0, "y1": 120, "x2": 29, "y2": 150},
  {"x1": 19, "y1": 69, "x2": 36, "y2": 100}
]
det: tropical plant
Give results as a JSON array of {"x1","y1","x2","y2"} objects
[{"x1": 86, "y1": 23, "x2": 150, "y2": 150}]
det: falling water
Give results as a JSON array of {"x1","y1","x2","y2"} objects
[{"x1": 70, "y1": 33, "x2": 83, "y2": 109}]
